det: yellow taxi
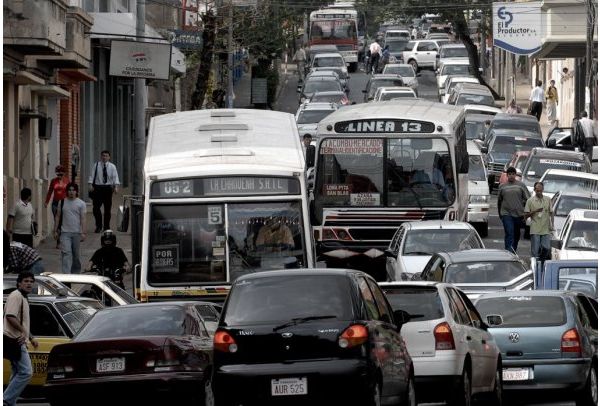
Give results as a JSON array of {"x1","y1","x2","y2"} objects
[{"x1": 3, "y1": 295, "x2": 102, "y2": 397}]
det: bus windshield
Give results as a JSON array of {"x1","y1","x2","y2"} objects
[
  {"x1": 148, "y1": 202, "x2": 307, "y2": 285},
  {"x1": 310, "y1": 20, "x2": 357, "y2": 41},
  {"x1": 316, "y1": 137, "x2": 455, "y2": 212}
]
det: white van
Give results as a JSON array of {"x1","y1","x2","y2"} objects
[{"x1": 467, "y1": 140, "x2": 490, "y2": 237}]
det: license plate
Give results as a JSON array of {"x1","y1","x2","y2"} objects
[
  {"x1": 96, "y1": 357, "x2": 125, "y2": 373},
  {"x1": 271, "y1": 377, "x2": 308, "y2": 396},
  {"x1": 503, "y1": 368, "x2": 532, "y2": 381},
  {"x1": 30, "y1": 353, "x2": 48, "y2": 376}
]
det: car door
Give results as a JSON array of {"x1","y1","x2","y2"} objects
[{"x1": 575, "y1": 295, "x2": 598, "y2": 361}]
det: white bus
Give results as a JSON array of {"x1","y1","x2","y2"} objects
[
  {"x1": 309, "y1": 7, "x2": 359, "y2": 72},
  {"x1": 312, "y1": 99, "x2": 468, "y2": 280},
  {"x1": 136, "y1": 109, "x2": 314, "y2": 302}
]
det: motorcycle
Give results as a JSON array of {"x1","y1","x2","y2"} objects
[{"x1": 90, "y1": 264, "x2": 126, "y2": 289}]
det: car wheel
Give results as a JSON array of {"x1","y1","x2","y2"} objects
[
  {"x1": 409, "y1": 60, "x2": 419, "y2": 72},
  {"x1": 449, "y1": 368, "x2": 472, "y2": 406},
  {"x1": 404, "y1": 375, "x2": 417, "y2": 406},
  {"x1": 205, "y1": 376, "x2": 216, "y2": 406},
  {"x1": 576, "y1": 365, "x2": 597, "y2": 406}
]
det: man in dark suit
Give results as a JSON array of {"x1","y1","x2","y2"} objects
[{"x1": 303, "y1": 134, "x2": 316, "y2": 168}]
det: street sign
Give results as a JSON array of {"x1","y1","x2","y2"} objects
[
  {"x1": 168, "y1": 30, "x2": 203, "y2": 50},
  {"x1": 492, "y1": 2, "x2": 542, "y2": 55},
  {"x1": 109, "y1": 40, "x2": 172, "y2": 80}
]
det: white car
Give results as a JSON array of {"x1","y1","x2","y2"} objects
[
  {"x1": 467, "y1": 141, "x2": 490, "y2": 237},
  {"x1": 44, "y1": 272, "x2": 138, "y2": 306},
  {"x1": 538, "y1": 168, "x2": 598, "y2": 198},
  {"x1": 385, "y1": 220, "x2": 485, "y2": 280},
  {"x1": 310, "y1": 52, "x2": 349, "y2": 87},
  {"x1": 295, "y1": 102, "x2": 338, "y2": 139},
  {"x1": 551, "y1": 191, "x2": 598, "y2": 237},
  {"x1": 401, "y1": 40, "x2": 439, "y2": 72},
  {"x1": 441, "y1": 76, "x2": 479, "y2": 104},
  {"x1": 379, "y1": 281, "x2": 502, "y2": 405},
  {"x1": 381, "y1": 63, "x2": 419, "y2": 95},
  {"x1": 551, "y1": 209, "x2": 598, "y2": 260},
  {"x1": 435, "y1": 43, "x2": 468, "y2": 70},
  {"x1": 462, "y1": 104, "x2": 503, "y2": 116},
  {"x1": 385, "y1": 29, "x2": 410, "y2": 41},
  {"x1": 436, "y1": 59, "x2": 473, "y2": 96},
  {"x1": 372, "y1": 86, "x2": 417, "y2": 101}
]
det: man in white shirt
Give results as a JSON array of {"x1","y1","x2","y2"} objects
[
  {"x1": 292, "y1": 47, "x2": 307, "y2": 80},
  {"x1": 579, "y1": 111, "x2": 597, "y2": 160},
  {"x1": 528, "y1": 80, "x2": 544, "y2": 121},
  {"x1": 6, "y1": 188, "x2": 35, "y2": 247},
  {"x1": 369, "y1": 39, "x2": 382, "y2": 74},
  {"x1": 88, "y1": 150, "x2": 120, "y2": 233}
]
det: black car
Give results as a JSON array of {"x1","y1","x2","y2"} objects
[
  {"x1": 487, "y1": 113, "x2": 543, "y2": 139},
  {"x1": 520, "y1": 147, "x2": 592, "y2": 191},
  {"x1": 210, "y1": 269, "x2": 416, "y2": 406}
]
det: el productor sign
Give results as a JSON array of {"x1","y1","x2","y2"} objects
[{"x1": 109, "y1": 40, "x2": 172, "y2": 80}]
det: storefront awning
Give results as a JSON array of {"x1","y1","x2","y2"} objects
[{"x1": 89, "y1": 13, "x2": 186, "y2": 74}]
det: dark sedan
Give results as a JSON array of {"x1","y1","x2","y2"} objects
[{"x1": 45, "y1": 301, "x2": 216, "y2": 404}]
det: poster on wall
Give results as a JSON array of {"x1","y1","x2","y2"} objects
[
  {"x1": 109, "y1": 40, "x2": 172, "y2": 80},
  {"x1": 492, "y1": 2, "x2": 542, "y2": 55}
]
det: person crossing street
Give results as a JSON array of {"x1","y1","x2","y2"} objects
[{"x1": 497, "y1": 166, "x2": 530, "y2": 253}]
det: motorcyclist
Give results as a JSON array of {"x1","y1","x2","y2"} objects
[{"x1": 88, "y1": 230, "x2": 129, "y2": 287}]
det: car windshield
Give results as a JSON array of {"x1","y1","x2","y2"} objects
[
  {"x1": 542, "y1": 174, "x2": 598, "y2": 195},
  {"x1": 475, "y1": 296, "x2": 566, "y2": 327},
  {"x1": 446, "y1": 261, "x2": 525, "y2": 283},
  {"x1": 525, "y1": 156, "x2": 586, "y2": 179},
  {"x1": 380, "y1": 92, "x2": 414, "y2": 100},
  {"x1": 55, "y1": 300, "x2": 103, "y2": 334},
  {"x1": 380, "y1": 287, "x2": 444, "y2": 321},
  {"x1": 491, "y1": 136, "x2": 544, "y2": 155},
  {"x1": 313, "y1": 57, "x2": 344, "y2": 67},
  {"x1": 304, "y1": 80, "x2": 342, "y2": 93},
  {"x1": 224, "y1": 275, "x2": 353, "y2": 325},
  {"x1": 441, "y1": 65, "x2": 471, "y2": 76},
  {"x1": 555, "y1": 195, "x2": 598, "y2": 216},
  {"x1": 383, "y1": 65, "x2": 415, "y2": 77},
  {"x1": 311, "y1": 93, "x2": 344, "y2": 103},
  {"x1": 105, "y1": 280, "x2": 138, "y2": 304},
  {"x1": 465, "y1": 119, "x2": 485, "y2": 140},
  {"x1": 368, "y1": 79, "x2": 405, "y2": 98},
  {"x1": 456, "y1": 93, "x2": 494, "y2": 106},
  {"x1": 566, "y1": 220, "x2": 598, "y2": 251},
  {"x1": 75, "y1": 305, "x2": 185, "y2": 340},
  {"x1": 386, "y1": 40, "x2": 409, "y2": 52},
  {"x1": 441, "y1": 47, "x2": 468, "y2": 58},
  {"x1": 297, "y1": 109, "x2": 334, "y2": 125},
  {"x1": 492, "y1": 120, "x2": 541, "y2": 135},
  {"x1": 468, "y1": 155, "x2": 486, "y2": 181},
  {"x1": 402, "y1": 229, "x2": 481, "y2": 255}
]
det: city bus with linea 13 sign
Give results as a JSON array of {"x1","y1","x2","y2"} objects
[
  {"x1": 136, "y1": 109, "x2": 314, "y2": 303},
  {"x1": 312, "y1": 100, "x2": 468, "y2": 280}
]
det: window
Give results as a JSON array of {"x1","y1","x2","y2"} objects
[
  {"x1": 30, "y1": 305, "x2": 66, "y2": 337},
  {"x1": 368, "y1": 279, "x2": 393, "y2": 324},
  {"x1": 417, "y1": 42, "x2": 435, "y2": 51},
  {"x1": 576, "y1": 295, "x2": 598, "y2": 327},
  {"x1": 424, "y1": 258, "x2": 445, "y2": 281},
  {"x1": 475, "y1": 296, "x2": 567, "y2": 327},
  {"x1": 566, "y1": 220, "x2": 598, "y2": 251},
  {"x1": 447, "y1": 288, "x2": 470, "y2": 325},
  {"x1": 382, "y1": 286, "x2": 444, "y2": 321},
  {"x1": 359, "y1": 277, "x2": 380, "y2": 320}
]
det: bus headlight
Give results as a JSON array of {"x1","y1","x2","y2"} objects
[{"x1": 469, "y1": 195, "x2": 489, "y2": 204}]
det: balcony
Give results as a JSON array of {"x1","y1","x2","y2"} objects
[
  {"x1": 35, "y1": 7, "x2": 93, "y2": 69},
  {"x1": 4, "y1": 0, "x2": 67, "y2": 55}
]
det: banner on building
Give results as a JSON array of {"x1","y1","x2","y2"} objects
[
  {"x1": 109, "y1": 40, "x2": 172, "y2": 80},
  {"x1": 492, "y1": 2, "x2": 542, "y2": 55},
  {"x1": 168, "y1": 30, "x2": 203, "y2": 50}
]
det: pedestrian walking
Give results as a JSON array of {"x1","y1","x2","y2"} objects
[
  {"x1": 54, "y1": 183, "x2": 87, "y2": 274},
  {"x1": 88, "y1": 150, "x2": 120, "y2": 233},
  {"x1": 369, "y1": 39, "x2": 382, "y2": 74},
  {"x1": 292, "y1": 46, "x2": 307, "y2": 81},
  {"x1": 497, "y1": 166, "x2": 530, "y2": 253},
  {"x1": 545, "y1": 79, "x2": 559, "y2": 127},
  {"x1": 5, "y1": 230, "x2": 45, "y2": 274},
  {"x1": 45, "y1": 165, "x2": 68, "y2": 248},
  {"x1": 528, "y1": 80, "x2": 544, "y2": 121},
  {"x1": 6, "y1": 188, "x2": 36, "y2": 248},
  {"x1": 578, "y1": 111, "x2": 597, "y2": 161},
  {"x1": 302, "y1": 134, "x2": 316, "y2": 168},
  {"x1": 506, "y1": 99, "x2": 523, "y2": 114},
  {"x1": 524, "y1": 182, "x2": 554, "y2": 261},
  {"x1": 3, "y1": 271, "x2": 39, "y2": 406}
]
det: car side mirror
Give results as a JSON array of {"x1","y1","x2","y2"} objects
[
  {"x1": 551, "y1": 239, "x2": 563, "y2": 250},
  {"x1": 486, "y1": 314, "x2": 503, "y2": 326},
  {"x1": 393, "y1": 309, "x2": 410, "y2": 329},
  {"x1": 480, "y1": 147, "x2": 488, "y2": 154}
]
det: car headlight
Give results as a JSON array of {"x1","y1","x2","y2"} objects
[{"x1": 469, "y1": 195, "x2": 490, "y2": 203}]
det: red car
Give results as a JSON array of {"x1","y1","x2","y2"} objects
[
  {"x1": 45, "y1": 301, "x2": 218, "y2": 404},
  {"x1": 498, "y1": 150, "x2": 530, "y2": 186}
]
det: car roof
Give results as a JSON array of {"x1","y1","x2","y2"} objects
[
  {"x1": 234, "y1": 268, "x2": 362, "y2": 282},
  {"x1": 384, "y1": 63, "x2": 412, "y2": 68},
  {"x1": 378, "y1": 86, "x2": 414, "y2": 93},
  {"x1": 440, "y1": 59, "x2": 471, "y2": 65},
  {"x1": 541, "y1": 168, "x2": 598, "y2": 180},
  {"x1": 492, "y1": 129, "x2": 541, "y2": 138},
  {"x1": 566, "y1": 209, "x2": 598, "y2": 220},
  {"x1": 371, "y1": 74, "x2": 404, "y2": 80},
  {"x1": 9, "y1": 294, "x2": 102, "y2": 305},
  {"x1": 463, "y1": 104, "x2": 503, "y2": 114},
  {"x1": 493, "y1": 112, "x2": 539, "y2": 122},
  {"x1": 98, "y1": 300, "x2": 217, "y2": 309},
  {"x1": 298, "y1": 102, "x2": 337, "y2": 111},
  {"x1": 530, "y1": 147, "x2": 587, "y2": 160},
  {"x1": 554, "y1": 190, "x2": 598, "y2": 199},
  {"x1": 379, "y1": 281, "x2": 453, "y2": 289},
  {"x1": 440, "y1": 43, "x2": 466, "y2": 49},
  {"x1": 454, "y1": 83, "x2": 492, "y2": 94},
  {"x1": 305, "y1": 75, "x2": 339, "y2": 81},
  {"x1": 314, "y1": 53, "x2": 344, "y2": 58},
  {"x1": 311, "y1": 91, "x2": 345, "y2": 96},
  {"x1": 439, "y1": 249, "x2": 520, "y2": 263},
  {"x1": 44, "y1": 273, "x2": 112, "y2": 283},
  {"x1": 402, "y1": 220, "x2": 476, "y2": 230},
  {"x1": 475, "y1": 290, "x2": 581, "y2": 300}
]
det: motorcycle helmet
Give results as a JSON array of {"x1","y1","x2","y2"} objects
[{"x1": 101, "y1": 229, "x2": 116, "y2": 247}]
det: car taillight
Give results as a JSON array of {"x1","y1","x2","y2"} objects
[
  {"x1": 561, "y1": 328, "x2": 581, "y2": 355},
  {"x1": 339, "y1": 324, "x2": 368, "y2": 348},
  {"x1": 214, "y1": 330, "x2": 238, "y2": 353},
  {"x1": 150, "y1": 345, "x2": 183, "y2": 371},
  {"x1": 434, "y1": 322, "x2": 455, "y2": 350}
]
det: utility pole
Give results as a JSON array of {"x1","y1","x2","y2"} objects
[
  {"x1": 227, "y1": 0, "x2": 234, "y2": 108},
  {"x1": 132, "y1": 0, "x2": 146, "y2": 266}
]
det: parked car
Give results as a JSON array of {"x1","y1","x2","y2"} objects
[
  {"x1": 435, "y1": 43, "x2": 468, "y2": 70},
  {"x1": 467, "y1": 140, "x2": 490, "y2": 237},
  {"x1": 474, "y1": 291, "x2": 597, "y2": 404},
  {"x1": 43, "y1": 272, "x2": 138, "y2": 307},
  {"x1": 385, "y1": 220, "x2": 484, "y2": 281},
  {"x1": 447, "y1": 83, "x2": 495, "y2": 107},
  {"x1": 441, "y1": 76, "x2": 479, "y2": 104},
  {"x1": 520, "y1": 148, "x2": 592, "y2": 193},
  {"x1": 295, "y1": 101, "x2": 338, "y2": 139},
  {"x1": 401, "y1": 40, "x2": 439, "y2": 72},
  {"x1": 551, "y1": 209, "x2": 598, "y2": 260},
  {"x1": 308, "y1": 90, "x2": 350, "y2": 106},
  {"x1": 551, "y1": 191, "x2": 598, "y2": 236},
  {"x1": 363, "y1": 74, "x2": 405, "y2": 102},
  {"x1": 373, "y1": 86, "x2": 417, "y2": 101},
  {"x1": 417, "y1": 249, "x2": 534, "y2": 299},
  {"x1": 45, "y1": 301, "x2": 216, "y2": 403},
  {"x1": 3, "y1": 296, "x2": 103, "y2": 398},
  {"x1": 497, "y1": 151, "x2": 531, "y2": 186},
  {"x1": 538, "y1": 259, "x2": 597, "y2": 298},
  {"x1": 379, "y1": 281, "x2": 503, "y2": 405},
  {"x1": 539, "y1": 169, "x2": 598, "y2": 198},
  {"x1": 3, "y1": 274, "x2": 77, "y2": 297},
  {"x1": 381, "y1": 63, "x2": 419, "y2": 94},
  {"x1": 298, "y1": 75, "x2": 343, "y2": 105},
  {"x1": 436, "y1": 60, "x2": 473, "y2": 96},
  {"x1": 211, "y1": 269, "x2": 417, "y2": 405}
]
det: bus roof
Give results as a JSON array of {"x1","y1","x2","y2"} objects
[
  {"x1": 145, "y1": 109, "x2": 305, "y2": 176},
  {"x1": 311, "y1": 8, "x2": 357, "y2": 17},
  {"x1": 317, "y1": 99, "x2": 464, "y2": 134}
]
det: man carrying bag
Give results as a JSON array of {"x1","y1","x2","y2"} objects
[{"x1": 3, "y1": 271, "x2": 39, "y2": 406}]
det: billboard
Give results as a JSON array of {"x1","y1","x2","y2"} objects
[
  {"x1": 492, "y1": 2, "x2": 542, "y2": 55},
  {"x1": 109, "y1": 40, "x2": 172, "y2": 80}
]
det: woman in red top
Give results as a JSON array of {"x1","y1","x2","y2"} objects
[{"x1": 45, "y1": 165, "x2": 68, "y2": 219}]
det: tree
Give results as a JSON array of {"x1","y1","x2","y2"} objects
[{"x1": 191, "y1": 7, "x2": 217, "y2": 109}]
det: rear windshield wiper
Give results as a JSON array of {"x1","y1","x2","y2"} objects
[{"x1": 273, "y1": 315, "x2": 337, "y2": 332}]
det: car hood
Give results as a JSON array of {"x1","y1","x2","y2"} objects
[{"x1": 400, "y1": 255, "x2": 432, "y2": 275}]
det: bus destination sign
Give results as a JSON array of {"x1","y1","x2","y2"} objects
[
  {"x1": 334, "y1": 119, "x2": 435, "y2": 134},
  {"x1": 151, "y1": 177, "x2": 300, "y2": 198}
]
